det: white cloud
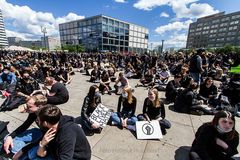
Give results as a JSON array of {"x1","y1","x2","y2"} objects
[
  {"x1": 160, "y1": 12, "x2": 169, "y2": 17},
  {"x1": 133, "y1": 0, "x2": 219, "y2": 19},
  {"x1": 155, "y1": 20, "x2": 192, "y2": 35},
  {"x1": 0, "y1": 0, "x2": 84, "y2": 40},
  {"x1": 114, "y1": 0, "x2": 127, "y2": 3},
  {"x1": 133, "y1": 0, "x2": 170, "y2": 11},
  {"x1": 149, "y1": 33, "x2": 188, "y2": 49},
  {"x1": 164, "y1": 33, "x2": 188, "y2": 48}
]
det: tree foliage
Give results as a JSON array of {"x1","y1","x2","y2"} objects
[{"x1": 62, "y1": 44, "x2": 85, "y2": 52}]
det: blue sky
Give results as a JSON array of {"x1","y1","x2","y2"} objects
[{"x1": 0, "y1": 0, "x2": 239, "y2": 49}]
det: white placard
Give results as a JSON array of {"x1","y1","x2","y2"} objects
[
  {"x1": 136, "y1": 120, "x2": 163, "y2": 140},
  {"x1": 89, "y1": 104, "x2": 112, "y2": 128}
]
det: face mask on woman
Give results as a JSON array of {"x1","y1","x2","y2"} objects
[
  {"x1": 95, "y1": 91, "x2": 101, "y2": 98},
  {"x1": 122, "y1": 92, "x2": 128, "y2": 98},
  {"x1": 216, "y1": 125, "x2": 232, "y2": 134}
]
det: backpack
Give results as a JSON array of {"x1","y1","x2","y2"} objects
[{"x1": 0, "y1": 94, "x2": 26, "y2": 112}]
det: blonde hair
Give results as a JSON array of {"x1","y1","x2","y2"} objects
[
  {"x1": 150, "y1": 88, "x2": 160, "y2": 108},
  {"x1": 124, "y1": 86, "x2": 133, "y2": 104},
  {"x1": 31, "y1": 94, "x2": 47, "y2": 106}
]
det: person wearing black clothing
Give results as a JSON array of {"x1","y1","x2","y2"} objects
[
  {"x1": 189, "y1": 49, "x2": 204, "y2": 85},
  {"x1": 44, "y1": 77, "x2": 69, "y2": 105},
  {"x1": 137, "y1": 89, "x2": 171, "y2": 135},
  {"x1": 174, "y1": 82, "x2": 213, "y2": 115},
  {"x1": 110, "y1": 86, "x2": 138, "y2": 130},
  {"x1": 90, "y1": 65, "x2": 101, "y2": 83},
  {"x1": 35, "y1": 106, "x2": 91, "y2": 160},
  {"x1": 165, "y1": 74, "x2": 182, "y2": 103},
  {"x1": 81, "y1": 85, "x2": 102, "y2": 133},
  {"x1": 190, "y1": 111, "x2": 239, "y2": 160},
  {"x1": 2, "y1": 94, "x2": 47, "y2": 157},
  {"x1": 198, "y1": 77, "x2": 218, "y2": 107},
  {"x1": 16, "y1": 72, "x2": 40, "y2": 95},
  {"x1": 99, "y1": 70, "x2": 112, "y2": 95}
]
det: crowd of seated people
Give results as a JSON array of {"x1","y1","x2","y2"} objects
[{"x1": 0, "y1": 48, "x2": 239, "y2": 160}]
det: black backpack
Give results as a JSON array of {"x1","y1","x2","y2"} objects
[{"x1": 0, "y1": 94, "x2": 26, "y2": 112}]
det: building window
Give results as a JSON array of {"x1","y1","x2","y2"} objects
[
  {"x1": 114, "y1": 21, "x2": 119, "y2": 27},
  {"x1": 102, "y1": 24, "x2": 108, "y2": 32},
  {"x1": 109, "y1": 19, "x2": 114, "y2": 26},
  {"x1": 109, "y1": 26, "x2": 114, "y2": 33},
  {"x1": 102, "y1": 17, "x2": 108, "y2": 24},
  {"x1": 115, "y1": 27, "x2": 119, "y2": 33},
  {"x1": 119, "y1": 22, "x2": 124, "y2": 28}
]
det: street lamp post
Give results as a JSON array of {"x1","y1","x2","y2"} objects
[
  {"x1": 161, "y1": 40, "x2": 164, "y2": 54},
  {"x1": 41, "y1": 26, "x2": 47, "y2": 51}
]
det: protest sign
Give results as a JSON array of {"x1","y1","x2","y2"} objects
[
  {"x1": 89, "y1": 104, "x2": 112, "y2": 128},
  {"x1": 136, "y1": 120, "x2": 163, "y2": 140}
]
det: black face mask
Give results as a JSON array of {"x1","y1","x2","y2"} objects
[{"x1": 23, "y1": 77, "x2": 30, "y2": 81}]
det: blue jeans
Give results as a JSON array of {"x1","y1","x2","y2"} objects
[
  {"x1": 12, "y1": 128, "x2": 42, "y2": 154},
  {"x1": 19, "y1": 146, "x2": 53, "y2": 160},
  {"x1": 110, "y1": 112, "x2": 138, "y2": 126}
]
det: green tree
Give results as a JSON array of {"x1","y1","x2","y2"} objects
[{"x1": 62, "y1": 44, "x2": 85, "y2": 52}]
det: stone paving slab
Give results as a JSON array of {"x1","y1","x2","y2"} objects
[{"x1": 0, "y1": 71, "x2": 239, "y2": 160}]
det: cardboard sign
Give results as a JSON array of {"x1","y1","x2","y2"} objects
[
  {"x1": 89, "y1": 104, "x2": 112, "y2": 128},
  {"x1": 136, "y1": 120, "x2": 163, "y2": 140}
]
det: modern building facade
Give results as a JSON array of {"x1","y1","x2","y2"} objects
[
  {"x1": 186, "y1": 11, "x2": 240, "y2": 48},
  {"x1": 8, "y1": 37, "x2": 22, "y2": 46},
  {"x1": 41, "y1": 36, "x2": 61, "y2": 51},
  {"x1": 0, "y1": 9, "x2": 8, "y2": 47},
  {"x1": 59, "y1": 15, "x2": 149, "y2": 53}
]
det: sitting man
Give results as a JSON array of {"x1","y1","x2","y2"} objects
[
  {"x1": 35, "y1": 105, "x2": 91, "y2": 160},
  {"x1": 13, "y1": 105, "x2": 92, "y2": 160},
  {"x1": 2, "y1": 94, "x2": 47, "y2": 158},
  {"x1": 165, "y1": 74, "x2": 182, "y2": 103},
  {"x1": 32, "y1": 77, "x2": 69, "y2": 105}
]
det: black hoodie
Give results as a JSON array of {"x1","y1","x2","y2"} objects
[{"x1": 49, "y1": 115, "x2": 91, "y2": 160}]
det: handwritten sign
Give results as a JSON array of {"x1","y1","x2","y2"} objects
[
  {"x1": 136, "y1": 120, "x2": 163, "y2": 139},
  {"x1": 89, "y1": 104, "x2": 112, "y2": 128}
]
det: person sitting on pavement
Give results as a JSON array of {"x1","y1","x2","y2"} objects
[
  {"x1": 32, "y1": 77, "x2": 69, "y2": 105},
  {"x1": 137, "y1": 88, "x2": 171, "y2": 135},
  {"x1": 32, "y1": 105, "x2": 91, "y2": 160},
  {"x1": 0, "y1": 67, "x2": 17, "y2": 94},
  {"x1": 124, "y1": 63, "x2": 136, "y2": 79},
  {"x1": 114, "y1": 72, "x2": 129, "y2": 95},
  {"x1": 81, "y1": 85, "x2": 102, "y2": 133},
  {"x1": 99, "y1": 70, "x2": 112, "y2": 95},
  {"x1": 165, "y1": 74, "x2": 182, "y2": 103},
  {"x1": 2, "y1": 94, "x2": 47, "y2": 158},
  {"x1": 155, "y1": 64, "x2": 170, "y2": 85},
  {"x1": 108, "y1": 63, "x2": 117, "y2": 82},
  {"x1": 90, "y1": 65, "x2": 101, "y2": 83},
  {"x1": 190, "y1": 111, "x2": 239, "y2": 160},
  {"x1": 174, "y1": 82, "x2": 213, "y2": 115},
  {"x1": 135, "y1": 67, "x2": 154, "y2": 88},
  {"x1": 198, "y1": 77, "x2": 218, "y2": 107},
  {"x1": 110, "y1": 86, "x2": 138, "y2": 131}
]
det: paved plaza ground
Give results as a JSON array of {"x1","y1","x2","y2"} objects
[{"x1": 0, "y1": 71, "x2": 239, "y2": 160}]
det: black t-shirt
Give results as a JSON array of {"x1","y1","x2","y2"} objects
[{"x1": 50, "y1": 82, "x2": 69, "y2": 100}]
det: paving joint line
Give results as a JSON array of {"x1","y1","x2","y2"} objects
[{"x1": 140, "y1": 140, "x2": 148, "y2": 160}]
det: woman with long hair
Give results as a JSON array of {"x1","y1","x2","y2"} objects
[
  {"x1": 110, "y1": 86, "x2": 137, "y2": 130},
  {"x1": 81, "y1": 85, "x2": 102, "y2": 133},
  {"x1": 137, "y1": 88, "x2": 171, "y2": 135},
  {"x1": 190, "y1": 111, "x2": 239, "y2": 160}
]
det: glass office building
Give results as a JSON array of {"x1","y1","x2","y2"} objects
[
  {"x1": 0, "y1": 9, "x2": 8, "y2": 47},
  {"x1": 186, "y1": 11, "x2": 240, "y2": 48},
  {"x1": 59, "y1": 15, "x2": 149, "y2": 53}
]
